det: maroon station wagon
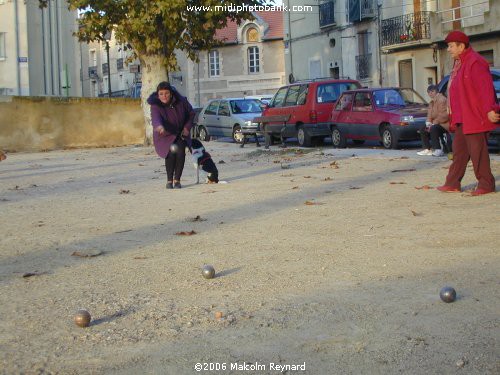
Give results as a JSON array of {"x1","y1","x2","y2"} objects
[{"x1": 330, "y1": 88, "x2": 428, "y2": 149}]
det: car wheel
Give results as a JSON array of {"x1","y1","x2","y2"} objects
[
  {"x1": 198, "y1": 126, "x2": 209, "y2": 142},
  {"x1": 352, "y1": 139, "x2": 365, "y2": 145},
  {"x1": 331, "y1": 127, "x2": 347, "y2": 148},
  {"x1": 381, "y1": 125, "x2": 398, "y2": 149},
  {"x1": 232, "y1": 125, "x2": 244, "y2": 143},
  {"x1": 297, "y1": 125, "x2": 311, "y2": 147}
]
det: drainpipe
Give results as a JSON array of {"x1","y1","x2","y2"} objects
[
  {"x1": 56, "y1": 0, "x2": 62, "y2": 96},
  {"x1": 14, "y1": 0, "x2": 21, "y2": 95},
  {"x1": 41, "y1": 8, "x2": 47, "y2": 94},
  {"x1": 377, "y1": 1, "x2": 383, "y2": 86},
  {"x1": 48, "y1": 1, "x2": 54, "y2": 95},
  {"x1": 286, "y1": 0, "x2": 294, "y2": 82}
]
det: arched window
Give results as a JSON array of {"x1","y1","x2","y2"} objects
[
  {"x1": 208, "y1": 50, "x2": 220, "y2": 77},
  {"x1": 248, "y1": 47, "x2": 259, "y2": 74},
  {"x1": 247, "y1": 27, "x2": 259, "y2": 42}
]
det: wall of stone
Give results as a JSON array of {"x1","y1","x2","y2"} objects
[{"x1": 0, "y1": 96, "x2": 145, "y2": 152}]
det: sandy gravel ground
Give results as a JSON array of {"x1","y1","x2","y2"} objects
[{"x1": 0, "y1": 141, "x2": 499, "y2": 375}]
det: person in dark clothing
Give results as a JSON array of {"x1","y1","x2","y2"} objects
[{"x1": 147, "y1": 82, "x2": 195, "y2": 189}]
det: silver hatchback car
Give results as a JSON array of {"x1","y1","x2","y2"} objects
[{"x1": 196, "y1": 98, "x2": 263, "y2": 143}]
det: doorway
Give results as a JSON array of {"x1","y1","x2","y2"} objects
[{"x1": 398, "y1": 59, "x2": 413, "y2": 89}]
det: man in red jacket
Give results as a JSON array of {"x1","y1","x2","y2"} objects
[{"x1": 438, "y1": 31, "x2": 499, "y2": 195}]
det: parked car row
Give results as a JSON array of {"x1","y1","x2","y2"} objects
[
  {"x1": 193, "y1": 70, "x2": 499, "y2": 149},
  {"x1": 195, "y1": 98, "x2": 264, "y2": 143}
]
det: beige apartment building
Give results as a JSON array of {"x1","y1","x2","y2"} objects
[
  {"x1": 380, "y1": 0, "x2": 500, "y2": 96},
  {"x1": 79, "y1": 32, "x2": 141, "y2": 98},
  {"x1": 176, "y1": 11, "x2": 285, "y2": 107},
  {"x1": 0, "y1": 0, "x2": 81, "y2": 96},
  {"x1": 283, "y1": 0, "x2": 381, "y2": 87},
  {"x1": 285, "y1": 0, "x2": 499, "y2": 97}
]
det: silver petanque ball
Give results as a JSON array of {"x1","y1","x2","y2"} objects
[
  {"x1": 439, "y1": 286, "x2": 457, "y2": 303},
  {"x1": 169, "y1": 143, "x2": 180, "y2": 154},
  {"x1": 202, "y1": 265, "x2": 215, "y2": 279}
]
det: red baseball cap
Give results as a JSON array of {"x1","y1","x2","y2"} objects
[{"x1": 445, "y1": 30, "x2": 469, "y2": 44}]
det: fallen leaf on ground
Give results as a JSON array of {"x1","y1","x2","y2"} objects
[
  {"x1": 119, "y1": 189, "x2": 130, "y2": 194},
  {"x1": 203, "y1": 190, "x2": 217, "y2": 194},
  {"x1": 292, "y1": 186, "x2": 299, "y2": 189},
  {"x1": 303, "y1": 176, "x2": 311, "y2": 178},
  {"x1": 390, "y1": 181, "x2": 406, "y2": 184},
  {"x1": 133, "y1": 256, "x2": 147, "y2": 260},
  {"x1": 391, "y1": 169, "x2": 416, "y2": 173},
  {"x1": 415, "y1": 185, "x2": 433, "y2": 190},
  {"x1": 349, "y1": 186, "x2": 362, "y2": 190},
  {"x1": 330, "y1": 161, "x2": 339, "y2": 169},
  {"x1": 115, "y1": 229, "x2": 132, "y2": 233},
  {"x1": 411, "y1": 210, "x2": 421, "y2": 216},
  {"x1": 324, "y1": 177, "x2": 333, "y2": 181},
  {"x1": 71, "y1": 250, "x2": 104, "y2": 257},
  {"x1": 175, "y1": 230, "x2": 197, "y2": 236},
  {"x1": 187, "y1": 215, "x2": 206, "y2": 222},
  {"x1": 305, "y1": 201, "x2": 325, "y2": 205},
  {"x1": 218, "y1": 160, "x2": 225, "y2": 164},
  {"x1": 22, "y1": 272, "x2": 48, "y2": 278}
]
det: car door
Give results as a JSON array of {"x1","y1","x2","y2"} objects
[
  {"x1": 200, "y1": 100, "x2": 220, "y2": 136},
  {"x1": 332, "y1": 93, "x2": 354, "y2": 130},
  {"x1": 282, "y1": 84, "x2": 302, "y2": 137},
  {"x1": 217, "y1": 100, "x2": 232, "y2": 137},
  {"x1": 349, "y1": 92, "x2": 377, "y2": 139},
  {"x1": 264, "y1": 87, "x2": 288, "y2": 134}
]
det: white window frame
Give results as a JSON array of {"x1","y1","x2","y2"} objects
[
  {"x1": 89, "y1": 49, "x2": 97, "y2": 66},
  {"x1": 208, "y1": 50, "x2": 220, "y2": 77},
  {"x1": 248, "y1": 46, "x2": 260, "y2": 74},
  {"x1": 0, "y1": 33, "x2": 6, "y2": 59}
]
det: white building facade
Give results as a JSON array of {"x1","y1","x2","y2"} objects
[{"x1": 0, "y1": 0, "x2": 82, "y2": 96}]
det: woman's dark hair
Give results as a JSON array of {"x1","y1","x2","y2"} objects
[
  {"x1": 427, "y1": 84, "x2": 438, "y2": 93},
  {"x1": 157, "y1": 81, "x2": 173, "y2": 92}
]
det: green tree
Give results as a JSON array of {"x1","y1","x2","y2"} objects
[{"x1": 40, "y1": 0, "x2": 270, "y2": 143}]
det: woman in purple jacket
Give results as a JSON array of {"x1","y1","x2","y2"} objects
[{"x1": 148, "y1": 82, "x2": 195, "y2": 189}]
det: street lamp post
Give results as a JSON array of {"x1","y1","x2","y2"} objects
[{"x1": 104, "y1": 31, "x2": 112, "y2": 97}]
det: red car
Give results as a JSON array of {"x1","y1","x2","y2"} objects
[
  {"x1": 330, "y1": 87, "x2": 428, "y2": 149},
  {"x1": 261, "y1": 78, "x2": 361, "y2": 146}
]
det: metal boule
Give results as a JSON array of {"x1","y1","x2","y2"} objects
[
  {"x1": 74, "y1": 309, "x2": 92, "y2": 327},
  {"x1": 439, "y1": 286, "x2": 457, "y2": 303},
  {"x1": 169, "y1": 143, "x2": 180, "y2": 154},
  {"x1": 202, "y1": 265, "x2": 215, "y2": 279}
]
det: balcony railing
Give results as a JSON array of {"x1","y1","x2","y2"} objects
[
  {"x1": 319, "y1": 1, "x2": 335, "y2": 28},
  {"x1": 348, "y1": 0, "x2": 375, "y2": 23},
  {"x1": 116, "y1": 58, "x2": 124, "y2": 71},
  {"x1": 381, "y1": 11, "x2": 431, "y2": 47},
  {"x1": 355, "y1": 53, "x2": 371, "y2": 80}
]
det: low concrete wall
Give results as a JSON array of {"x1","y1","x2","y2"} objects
[{"x1": 0, "y1": 96, "x2": 145, "y2": 152}]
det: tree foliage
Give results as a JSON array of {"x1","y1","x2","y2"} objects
[
  {"x1": 39, "y1": 0, "x2": 272, "y2": 143},
  {"x1": 41, "y1": 0, "x2": 269, "y2": 72}
]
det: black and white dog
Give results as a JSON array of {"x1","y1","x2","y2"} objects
[{"x1": 191, "y1": 139, "x2": 219, "y2": 184}]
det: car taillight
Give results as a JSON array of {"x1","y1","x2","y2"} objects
[{"x1": 309, "y1": 110, "x2": 317, "y2": 123}]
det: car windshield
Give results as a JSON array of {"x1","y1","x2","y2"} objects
[
  {"x1": 373, "y1": 88, "x2": 427, "y2": 108},
  {"x1": 230, "y1": 99, "x2": 263, "y2": 114}
]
